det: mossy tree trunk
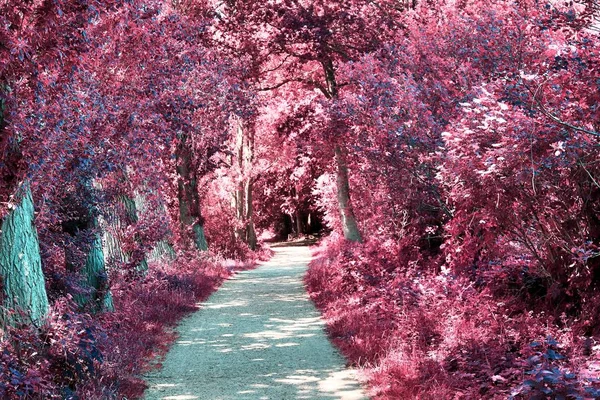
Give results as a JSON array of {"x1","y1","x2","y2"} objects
[
  {"x1": 63, "y1": 182, "x2": 113, "y2": 313},
  {"x1": 0, "y1": 183, "x2": 50, "y2": 325}
]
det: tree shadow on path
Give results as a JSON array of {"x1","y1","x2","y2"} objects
[{"x1": 143, "y1": 246, "x2": 366, "y2": 400}]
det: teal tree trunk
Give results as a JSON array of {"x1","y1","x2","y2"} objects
[
  {"x1": 0, "y1": 95, "x2": 49, "y2": 326},
  {"x1": 63, "y1": 182, "x2": 114, "y2": 313},
  {"x1": 0, "y1": 183, "x2": 50, "y2": 325},
  {"x1": 176, "y1": 132, "x2": 209, "y2": 251},
  {"x1": 80, "y1": 230, "x2": 114, "y2": 311}
]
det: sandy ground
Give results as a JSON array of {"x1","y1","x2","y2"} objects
[{"x1": 143, "y1": 246, "x2": 367, "y2": 400}]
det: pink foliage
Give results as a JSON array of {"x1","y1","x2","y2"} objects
[
  {"x1": 0, "y1": 257, "x2": 231, "y2": 399},
  {"x1": 2, "y1": 0, "x2": 600, "y2": 398},
  {"x1": 307, "y1": 237, "x2": 600, "y2": 399},
  {"x1": 304, "y1": 1, "x2": 600, "y2": 398}
]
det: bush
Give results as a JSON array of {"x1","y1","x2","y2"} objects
[{"x1": 306, "y1": 237, "x2": 600, "y2": 399}]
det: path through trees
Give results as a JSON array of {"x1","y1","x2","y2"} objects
[{"x1": 144, "y1": 246, "x2": 365, "y2": 400}]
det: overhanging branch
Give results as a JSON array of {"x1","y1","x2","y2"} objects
[
  {"x1": 257, "y1": 77, "x2": 331, "y2": 98},
  {"x1": 530, "y1": 82, "x2": 600, "y2": 138}
]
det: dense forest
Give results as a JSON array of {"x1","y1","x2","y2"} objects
[{"x1": 0, "y1": 0, "x2": 599, "y2": 398}]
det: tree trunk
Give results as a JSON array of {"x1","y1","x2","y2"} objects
[
  {"x1": 0, "y1": 183, "x2": 49, "y2": 325},
  {"x1": 149, "y1": 240, "x2": 177, "y2": 262},
  {"x1": 234, "y1": 184, "x2": 245, "y2": 240},
  {"x1": 296, "y1": 210, "x2": 304, "y2": 236},
  {"x1": 0, "y1": 94, "x2": 49, "y2": 325},
  {"x1": 233, "y1": 120, "x2": 257, "y2": 249},
  {"x1": 244, "y1": 178, "x2": 257, "y2": 250},
  {"x1": 102, "y1": 223, "x2": 127, "y2": 267},
  {"x1": 234, "y1": 122, "x2": 245, "y2": 241},
  {"x1": 65, "y1": 220, "x2": 114, "y2": 312},
  {"x1": 101, "y1": 200, "x2": 128, "y2": 269},
  {"x1": 146, "y1": 197, "x2": 176, "y2": 262},
  {"x1": 335, "y1": 146, "x2": 362, "y2": 242},
  {"x1": 63, "y1": 181, "x2": 114, "y2": 312},
  {"x1": 79, "y1": 232, "x2": 114, "y2": 312},
  {"x1": 288, "y1": 213, "x2": 296, "y2": 235},
  {"x1": 176, "y1": 133, "x2": 208, "y2": 251},
  {"x1": 122, "y1": 194, "x2": 149, "y2": 272},
  {"x1": 323, "y1": 60, "x2": 362, "y2": 242}
]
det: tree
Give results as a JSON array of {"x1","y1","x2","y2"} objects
[
  {"x1": 61, "y1": 181, "x2": 114, "y2": 312},
  {"x1": 177, "y1": 131, "x2": 209, "y2": 251},
  {"x1": 202, "y1": 0, "x2": 412, "y2": 241},
  {"x1": 0, "y1": 0, "x2": 108, "y2": 323},
  {"x1": 232, "y1": 118, "x2": 257, "y2": 249}
]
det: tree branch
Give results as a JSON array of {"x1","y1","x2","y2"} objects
[
  {"x1": 530, "y1": 82, "x2": 600, "y2": 138},
  {"x1": 258, "y1": 54, "x2": 292, "y2": 75},
  {"x1": 540, "y1": 107, "x2": 600, "y2": 137},
  {"x1": 257, "y1": 77, "x2": 331, "y2": 98},
  {"x1": 256, "y1": 78, "x2": 298, "y2": 91}
]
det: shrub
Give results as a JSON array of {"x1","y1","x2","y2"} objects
[{"x1": 306, "y1": 237, "x2": 600, "y2": 399}]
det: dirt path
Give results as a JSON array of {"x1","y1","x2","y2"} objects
[{"x1": 143, "y1": 246, "x2": 367, "y2": 400}]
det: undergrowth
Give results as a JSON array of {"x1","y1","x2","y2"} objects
[
  {"x1": 0, "y1": 255, "x2": 234, "y2": 399},
  {"x1": 306, "y1": 235, "x2": 600, "y2": 399}
]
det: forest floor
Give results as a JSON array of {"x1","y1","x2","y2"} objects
[{"x1": 143, "y1": 245, "x2": 366, "y2": 400}]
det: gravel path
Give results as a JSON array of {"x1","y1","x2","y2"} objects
[{"x1": 143, "y1": 246, "x2": 367, "y2": 400}]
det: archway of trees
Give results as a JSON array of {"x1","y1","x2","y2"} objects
[{"x1": 1, "y1": 0, "x2": 600, "y2": 398}]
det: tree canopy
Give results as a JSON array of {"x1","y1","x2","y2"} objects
[{"x1": 1, "y1": 0, "x2": 599, "y2": 398}]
